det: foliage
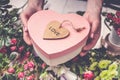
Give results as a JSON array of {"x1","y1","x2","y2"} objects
[{"x1": 0, "y1": 0, "x2": 23, "y2": 48}]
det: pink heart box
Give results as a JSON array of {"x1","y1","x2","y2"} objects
[{"x1": 28, "y1": 10, "x2": 90, "y2": 66}]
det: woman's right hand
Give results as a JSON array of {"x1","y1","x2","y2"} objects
[{"x1": 20, "y1": 0, "x2": 43, "y2": 45}]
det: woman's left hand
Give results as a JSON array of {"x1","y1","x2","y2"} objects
[{"x1": 80, "y1": 11, "x2": 101, "y2": 56}]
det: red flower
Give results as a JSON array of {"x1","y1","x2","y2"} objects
[
  {"x1": 27, "y1": 61, "x2": 35, "y2": 69},
  {"x1": 25, "y1": 51, "x2": 31, "y2": 57},
  {"x1": 24, "y1": 64, "x2": 29, "y2": 70},
  {"x1": 18, "y1": 72, "x2": 24, "y2": 78},
  {"x1": 0, "y1": 46, "x2": 7, "y2": 53},
  {"x1": 117, "y1": 28, "x2": 120, "y2": 36},
  {"x1": 116, "y1": 11, "x2": 120, "y2": 17},
  {"x1": 8, "y1": 67, "x2": 15, "y2": 73},
  {"x1": 114, "y1": 18, "x2": 120, "y2": 24},
  {"x1": 41, "y1": 63, "x2": 47, "y2": 69},
  {"x1": 10, "y1": 46, "x2": 17, "y2": 51},
  {"x1": 18, "y1": 46, "x2": 24, "y2": 52},
  {"x1": 83, "y1": 71, "x2": 94, "y2": 80},
  {"x1": 10, "y1": 38, "x2": 17, "y2": 45},
  {"x1": 107, "y1": 13, "x2": 113, "y2": 19},
  {"x1": 26, "y1": 74, "x2": 35, "y2": 80}
]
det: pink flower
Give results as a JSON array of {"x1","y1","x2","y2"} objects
[
  {"x1": 24, "y1": 64, "x2": 29, "y2": 70},
  {"x1": 107, "y1": 13, "x2": 113, "y2": 19},
  {"x1": 10, "y1": 38, "x2": 17, "y2": 45},
  {"x1": 18, "y1": 46, "x2": 24, "y2": 52},
  {"x1": 41, "y1": 63, "x2": 47, "y2": 69},
  {"x1": 28, "y1": 61, "x2": 35, "y2": 69},
  {"x1": 117, "y1": 28, "x2": 120, "y2": 36},
  {"x1": 116, "y1": 11, "x2": 120, "y2": 17},
  {"x1": 18, "y1": 72, "x2": 24, "y2": 78},
  {"x1": 114, "y1": 18, "x2": 120, "y2": 24},
  {"x1": 8, "y1": 67, "x2": 15, "y2": 73},
  {"x1": 0, "y1": 46, "x2": 7, "y2": 53},
  {"x1": 26, "y1": 74, "x2": 35, "y2": 80},
  {"x1": 10, "y1": 46, "x2": 17, "y2": 51},
  {"x1": 83, "y1": 71, "x2": 94, "y2": 80},
  {"x1": 25, "y1": 51, "x2": 31, "y2": 57}
]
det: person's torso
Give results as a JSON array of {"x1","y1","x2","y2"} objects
[{"x1": 44, "y1": 0, "x2": 87, "y2": 14}]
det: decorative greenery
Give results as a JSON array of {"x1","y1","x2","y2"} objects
[{"x1": 0, "y1": 0, "x2": 120, "y2": 80}]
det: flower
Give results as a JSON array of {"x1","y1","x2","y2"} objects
[
  {"x1": 18, "y1": 46, "x2": 24, "y2": 53},
  {"x1": 108, "y1": 62, "x2": 118, "y2": 71},
  {"x1": 98, "y1": 60, "x2": 111, "y2": 69},
  {"x1": 10, "y1": 46, "x2": 17, "y2": 51},
  {"x1": 0, "y1": 46, "x2": 7, "y2": 53},
  {"x1": 27, "y1": 61, "x2": 35, "y2": 69},
  {"x1": 26, "y1": 74, "x2": 35, "y2": 80},
  {"x1": 105, "y1": 11, "x2": 120, "y2": 36},
  {"x1": 83, "y1": 71, "x2": 94, "y2": 80},
  {"x1": 18, "y1": 72, "x2": 25, "y2": 78},
  {"x1": 116, "y1": 11, "x2": 120, "y2": 17},
  {"x1": 10, "y1": 38, "x2": 17, "y2": 45},
  {"x1": 7, "y1": 67, "x2": 15, "y2": 74},
  {"x1": 25, "y1": 51, "x2": 31, "y2": 57},
  {"x1": 89, "y1": 62, "x2": 98, "y2": 71}
]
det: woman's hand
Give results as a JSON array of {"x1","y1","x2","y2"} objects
[
  {"x1": 80, "y1": 0, "x2": 103, "y2": 56},
  {"x1": 20, "y1": 0, "x2": 43, "y2": 45}
]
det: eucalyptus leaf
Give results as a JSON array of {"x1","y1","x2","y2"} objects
[
  {"x1": 2, "y1": 5, "x2": 12, "y2": 8},
  {"x1": 0, "y1": 0, "x2": 10, "y2": 5},
  {"x1": 9, "y1": 8, "x2": 19, "y2": 16},
  {"x1": 0, "y1": 63, "x2": 3, "y2": 68},
  {"x1": 11, "y1": 17, "x2": 18, "y2": 22},
  {"x1": 0, "y1": 54, "x2": 3, "y2": 59},
  {"x1": 5, "y1": 36, "x2": 10, "y2": 46},
  {"x1": 2, "y1": 74, "x2": 16, "y2": 80}
]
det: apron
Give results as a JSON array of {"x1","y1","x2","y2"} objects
[{"x1": 43, "y1": 0, "x2": 87, "y2": 14}]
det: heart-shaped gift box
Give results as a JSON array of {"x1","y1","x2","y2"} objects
[{"x1": 28, "y1": 10, "x2": 90, "y2": 66}]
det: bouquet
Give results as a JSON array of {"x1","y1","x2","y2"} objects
[{"x1": 104, "y1": 11, "x2": 120, "y2": 36}]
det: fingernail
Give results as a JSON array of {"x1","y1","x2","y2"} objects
[
  {"x1": 80, "y1": 51, "x2": 88, "y2": 57},
  {"x1": 24, "y1": 27, "x2": 28, "y2": 32},
  {"x1": 90, "y1": 33, "x2": 94, "y2": 38}
]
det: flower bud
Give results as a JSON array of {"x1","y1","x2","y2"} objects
[
  {"x1": 10, "y1": 38, "x2": 17, "y2": 45},
  {"x1": 83, "y1": 71, "x2": 94, "y2": 80},
  {"x1": 10, "y1": 46, "x2": 17, "y2": 51},
  {"x1": 8, "y1": 67, "x2": 15, "y2": 73},
  {"x1": 18, "y1": 72, "x2": 24, "y2": 78}
]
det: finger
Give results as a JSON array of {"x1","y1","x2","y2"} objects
[
  {"x1": 23, "y1": 28, "x2": 32, "y2": 45},
  {"x1": 20, "y1": 13, "x2": 28, "y2": 32},
  {"x1": 83, "y1": 20, "x2": 101, "y2": 51},
  {"x1": 83, "y1": 32, "x2": 100, "y2": 51},
  {"x1": 80, "y1": 50, "x2": 88, "y2": 57},
  {"x1": 90, "y1": 21, "x2": 100, "y2": 38}
]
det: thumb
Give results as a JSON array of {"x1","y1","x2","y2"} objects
[{"x1": 20, "y1": 13, "x2": 28, "y2": 32}]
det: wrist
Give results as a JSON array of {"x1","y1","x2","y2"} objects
[
  {"x1": 28, "y1": 0, "x2": 44, "y2": 10},
  {"x1": 86, "y1": 0, "x2": 103, "y2": 15}
]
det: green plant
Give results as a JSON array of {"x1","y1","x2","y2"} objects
[{"x1": 0, "y1": 0, "x2": 25, "y2": 48}]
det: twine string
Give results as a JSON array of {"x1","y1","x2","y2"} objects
[{"x1": 60, "y1": 20, "x2": 85, "y2": 32}]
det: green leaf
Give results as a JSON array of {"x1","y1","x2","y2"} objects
[
  {"x1": 0, "y1": 54, "x2": 3, "y2": 59},
  {"x1": 0, "y1": 0, "x2": 10, "y2": 5},
  {"x1": 2, "y1": 74, "x2": 17, "y2": 80},
  {"x1": 0, "y1": 63, "x2": 3, "y2": 68},
  {"x1": 79, "y1": 66, "x2": 84, "y2": 75},
  {"x1": 116, "y1": 64, "x2": 120, "y2": 78}
]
